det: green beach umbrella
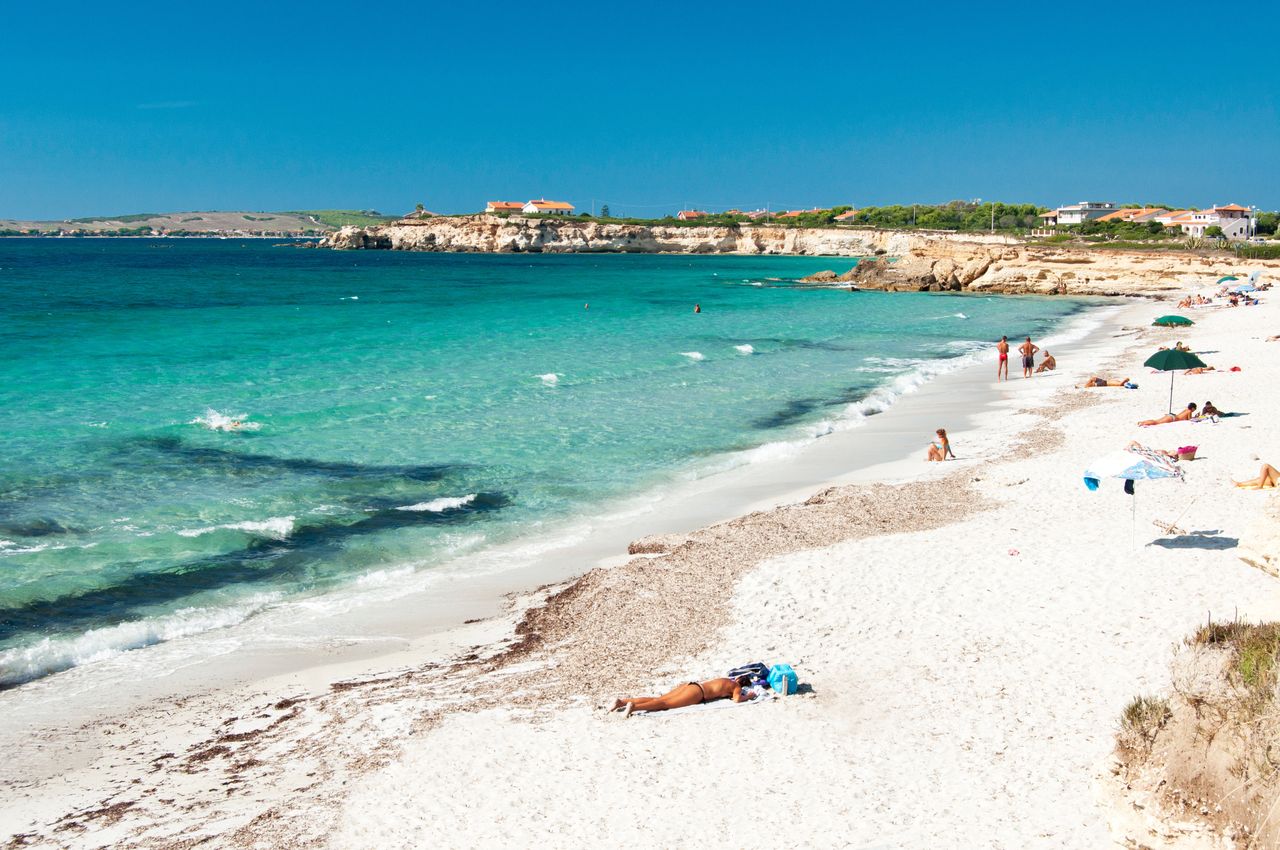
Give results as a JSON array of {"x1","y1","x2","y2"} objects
[
  {"x1": 1144, "y1": 348, "x2": 1207, "y2": 413},
  {"x1": 1152, "y1": 315, "x2": 1194, "y2": 327},
  {"x1": 1217, "y1": 275, "x2": 1239, "y2": 284}
]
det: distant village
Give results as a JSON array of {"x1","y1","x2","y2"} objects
[
  {"x1": 2, "y1": 199, "x2": 1270, "y2": 242},
  {"x1": 456, "y1": 198, "x2": 1267, "y2": 241},
  {"x1": 1035, "y1": 201, "x2": 1261, "y2": 240}
]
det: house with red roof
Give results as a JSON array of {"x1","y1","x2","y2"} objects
[
  {"x1": 676, "y1": 210, "x2": 707, "y2": 221},
  {"x1": 1170, "y1": 204, "x2": 1257, "y2": 240},
  {"x1": 485, "y1": 201, "x2": 525, "y2": 214},
  {"x1": 522, "y1": 199, "x2": 575, "y2": 215}
]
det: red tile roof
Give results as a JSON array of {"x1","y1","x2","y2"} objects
[{"x1": 526, "y1": 199, "x2": 574, "y2": 211}]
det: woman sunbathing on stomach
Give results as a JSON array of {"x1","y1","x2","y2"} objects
[
  {"x1": 1081, "y1": 376, "x2": 1130, "y2": 388},
  {"x1": 610, "y1": 676, "x2": 754, "y2": 716},
  {"x1": 1139, "y1": 403, "x2": 1196, "y2": 427}
]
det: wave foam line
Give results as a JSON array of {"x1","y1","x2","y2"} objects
[
  {"x1": 0, "y1": 593, "x2": 281, "y2": 688},
  {"x1": 395, "y1": 494, "x2": 477, "y2": 513},
  {"x1": 177, "y1": 516, "x2": 296, "y2": 540}
]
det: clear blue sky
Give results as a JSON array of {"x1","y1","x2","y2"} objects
[{"x1": 2, "y1": 1, "x2": 1276, "y2": 219}]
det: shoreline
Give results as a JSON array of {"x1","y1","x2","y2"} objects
[
  {"x1": 2, "y1": 295, "x2": 1153, "y2": 844},
  {"x1": 0, "y1": 297, "x2": 1113, "y2": 737}
]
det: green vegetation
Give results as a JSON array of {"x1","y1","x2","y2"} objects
[
  {"x1": 1236, "y1": 243, "x2": 1280, "y2": 259},
  {"x1": 1072, "y1": 218, "x2": 1176, "y2": 240},
  {"x1": 855, "y1": 201, "x2": 1044, "y2": 232},
  {"x1": 1257, "y1": 211, "x2": 1278, "y2": 235},
  {"x1": 242, "y1": 214, "x2": 275, "y2": 221},
  {"x1": 1189, "y1": 620, "x2": 1280, "y2": 713},
  {"x1": 285, "y1": 209, "x2": 397, "y2": 228}
]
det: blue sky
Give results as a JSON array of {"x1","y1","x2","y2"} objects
[{"x1": 1, "y1": 1, "x2": 1277, "y2": 218}]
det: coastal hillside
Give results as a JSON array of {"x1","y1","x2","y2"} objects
[
  {"x1": 0, "y1": 209, "x2": 393, "y2": 237},
  {"x1": 325, "y1": 214, "x2": 1280, "y2": 297}
]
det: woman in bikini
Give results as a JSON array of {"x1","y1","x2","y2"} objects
[
  {"x1": 1138, "y1": 402, "x2": 1197, "y2": 427},
  {"x1": 610, "y1": 676, "x2": 753, "y2": 716},
  {"x1": 926, "y1": 428, "x2": 956, "y2": 462},
  {"x1": 1235, "y1": 464, "x2": 1280, "y2": 490}
]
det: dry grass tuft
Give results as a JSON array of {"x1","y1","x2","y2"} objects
[
  {"x1": 1188, "y1": 620, "x2": 1280, "y2": 713},
  {"x1": 1118, "y1": 694, "x2": 1172, "y2": 757}
]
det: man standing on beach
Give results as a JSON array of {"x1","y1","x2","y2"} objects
[
  {"x1": 996, "y1": 336, "x2": 1010, "y2": 381},
  {"x1": 1019, "y1": 336, "x2": 1040, "y2": 378}
]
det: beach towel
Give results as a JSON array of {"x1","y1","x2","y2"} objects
[{"x1": 627, "y1": 689, "x2": 776, "y2": 718}]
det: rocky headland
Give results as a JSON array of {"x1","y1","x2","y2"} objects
[{"x1": 324, "y1": 214, "x2": 1280, "y2": 297}]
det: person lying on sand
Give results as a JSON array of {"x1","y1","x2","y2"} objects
[
  {"x1": 1201, "y1": 401, "x2": 1223, "y2": 418},
  {"x1": 1034, "y1": 351, "x2": 1056, "y2": 373},
  {"x1": 926, "y1": 428, "x2": 956, "y2": 462},
  {"x1": 1081, "y1": 376, "x2": 1130, "y2": 388},
  {"x1": 1139, "y1": 403, "x2": 1197, "y2": 427},
  {"x1": 610, "y1": 676, "x2": 754, "y2": 717},
  {"x1": 1184, "y1": 366, "x2": 1215, "y2": 375},
  {"x1": 1234, "y1": 463, "x2": 1280, "y2": 490}
]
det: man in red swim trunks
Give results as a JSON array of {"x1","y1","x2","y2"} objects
[{"x1": 996, "y1": 336, "x2": 1010, "y2": 381}]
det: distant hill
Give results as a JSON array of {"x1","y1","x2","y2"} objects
[{"x1": 0, "y1": 209, "x2": 398, "y2": 237}]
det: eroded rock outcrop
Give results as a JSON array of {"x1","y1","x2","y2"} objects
[{"x1": 324, "y1": 215, "x2": 1280, "y2": 297}]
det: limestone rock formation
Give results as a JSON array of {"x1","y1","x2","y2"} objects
[{"x1": 324, "y1": 215, "x2": 1280, "y2": 297}]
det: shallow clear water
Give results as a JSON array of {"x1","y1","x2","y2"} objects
[{"x1": 0, "y1": 239, "x2": 1090, "y2": 686}]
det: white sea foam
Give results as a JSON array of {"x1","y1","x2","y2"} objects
[
  {"x1": 537, "y1": 373, "x2": 560, "y2": 386},
  {"x1": 395, "y1": 495, "x2": 477, "y2": 513},
  {"x1": 0, "y1": 593, "x2": 281, "y2": 687},
  {"x1": 0, "y1": 542, "x2": 64, "y2": 556},
  {"x1": 681, "y1": 351, "x2": 705, "y2": 361},
  {"x1": 191, "y1": 409, "x2": 262, "y2": 432},
  {"x1": 177, "y1": 516, "x2": 295, "y2": 540},
  {"x1": 734, "y1": 344, "x2": 755, "y2": 355},
  {"x1": 341, "y1": 295, "x2": 360, "y2": 300}
]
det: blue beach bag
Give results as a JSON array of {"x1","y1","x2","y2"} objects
[{"x1": 767, "y1": 664, "x2": 798, "y2": 695}]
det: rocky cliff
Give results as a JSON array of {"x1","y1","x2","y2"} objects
[{"x1": 325, "y1": 215, "x2": 1280, "y2": 297}]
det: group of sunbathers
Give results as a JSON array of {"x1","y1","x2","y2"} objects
[{"x1": 1137, "y1": 400, "x2": 1223, "y2": 426}]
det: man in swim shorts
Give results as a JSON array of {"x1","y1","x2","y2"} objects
[
  {"x1": 996, "y1": 336, "x2": 1009, "y2": 382},
  {"x1": 1019, "y1": 336, "x2": 1040, "y2": 378}
]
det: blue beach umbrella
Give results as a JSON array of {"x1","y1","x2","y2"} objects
[
  {"x1": 1083, "y1": 444, "x2": 1185, "y2": 546},
  {"x1": 1233, "y1": 283, "x2": 1257, "y2": 293},
  {"x1": 1083, "y1": 446, "x2": 1184, "y2": 491}
]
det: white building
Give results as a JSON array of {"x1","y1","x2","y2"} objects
[
  {"x1": 1048, "y1": 201, "x2": 1119, "y2": 226},
  {"x1": 1170, "y1": 204, "x2": 1256, "y2": 240},
  {"x1": 522, "y1": 199, "x2": 575, "y2": 215}
]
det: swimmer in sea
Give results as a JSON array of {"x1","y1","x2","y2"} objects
[
  {"x1": 996, "y1": 336, "x2": 1009, "y2": 382},
  {"x1": 694, "y1": 304, "x2": 701, "y2": 313}
]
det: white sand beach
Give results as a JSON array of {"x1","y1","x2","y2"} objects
[{"x1": 6, "y1": 291, "x2": 1279, "y2": 849}]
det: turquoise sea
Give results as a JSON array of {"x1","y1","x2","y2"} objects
[{"x1": 0, "y1": 240, "x2": 1091, "y2": 687}]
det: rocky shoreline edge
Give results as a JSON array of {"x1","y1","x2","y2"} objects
[{"x1": 324, "y1": 214, "x2": 1280, "y2": 298}]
